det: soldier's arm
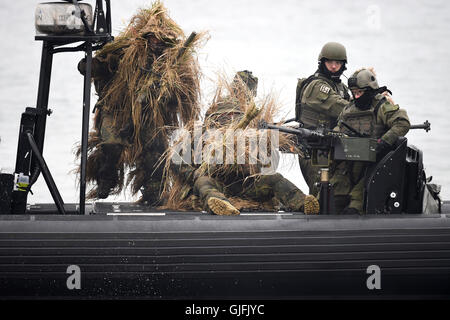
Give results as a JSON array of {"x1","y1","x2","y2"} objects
[
  {"x1": 303, "y1": 80, "x2": 349, "y2": 119},
  {"x1": 333, "y1": 109, "x2": 345, "y2": 132},
  {"x1": 77, "y1": 53, "x2": 120, "y2": 79},
  {"x1": 378, "y1": 102, "x2": 411, "y2": 145}
]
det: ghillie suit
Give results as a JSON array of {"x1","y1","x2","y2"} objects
[
  {"x1": 76, "y1": 2, "x2": 205, "y2": 204},
  {"x1": 161, "y1": 71, "x2": 319, "y2": 215}
]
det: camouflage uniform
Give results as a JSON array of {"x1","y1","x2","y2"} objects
[
  {"x1": 78, "y1": 53, "x2": 124, "y2": 198},
  {"x1": 78, "y1": 52, "x2": 166, "y2": 203},
  {"x1": 330, "y1": 69, "x2": 410, "y2": 214},
  {"x1": 192, "y1": 71, "x2": 319, "y2": 215},
  {"x1": 295, "y1": 42, "x2": 351, "y2": 196}
]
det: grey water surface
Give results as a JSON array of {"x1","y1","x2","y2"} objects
[{"x1": 1, "y1": 0, "x2": 449, "y2": 204}]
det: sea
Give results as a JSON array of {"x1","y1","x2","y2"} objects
[{"x1": 1, "y1": 0, "x2": 449, "y2": 204}]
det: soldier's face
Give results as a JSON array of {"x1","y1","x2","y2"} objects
[
  {"x1": 324, "y1": 60, "x2": 343, "y2": 73},
  {"x1": 351, "y1": 88, "x2": 365, "y2": 99}
]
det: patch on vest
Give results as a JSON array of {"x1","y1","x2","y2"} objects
[
  {"x1": 381, "y1": 102, "x2": 399, "y2": 113},
  {"x1": 319, "y1": 84, "x2": 331, "y2": 94}
]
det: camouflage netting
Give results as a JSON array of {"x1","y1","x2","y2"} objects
[
  {"x1": 76, "y1": 1, "x2": 207, "y2": 200},
  {"x1": 159, "y1": 72, "x2": 297, "y2": 211}
]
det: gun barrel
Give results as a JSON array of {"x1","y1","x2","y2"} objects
[
  {"x1": 410, "y1": 120, "x2": 431, "y2": 132},
  {"x1": 260, "y1": 121, "x2": 323, "y2": 138},
  {"x1": 177, "y1": 32, "x2": 197, "y2": 60}
]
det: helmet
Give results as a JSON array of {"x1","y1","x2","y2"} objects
[
  {"x1": 348, "y1": 68, "x2": 379, "y2": 90},
  {"x1": 233, "y1": 70, "x2": 258, "y2": 95},
  {"x1": 318, "y1": 42, "x2": 347, "y2": 63}
]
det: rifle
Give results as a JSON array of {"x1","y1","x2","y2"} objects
[
  {"x1": 259, "y1": 120, "x2": 359, "y2": 166},
  {"x1": 262, "y1": 119, "x2": 432, "y2": 164},
  {"x1": 258, "y1": 120, "x2": 376, "y2": 214}
]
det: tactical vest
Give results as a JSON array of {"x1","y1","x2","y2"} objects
[
  {"x1": 339, "y1": 94, "x2": 387, "y2": 138},
  {"x1": 296, "y1": 73, "x2": 350, "y2": 129}
]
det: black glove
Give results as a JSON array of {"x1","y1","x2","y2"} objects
[
  {"x1": 77, "y1": 58, "x2": 86, "y2": 76},
  {"x1": 376, "y1": 138, "x2": 391, "y2": 154}
]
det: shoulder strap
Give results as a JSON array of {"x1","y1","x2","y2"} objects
[
  {"x1": 295, "y1": 74, "x2": 321, "y2": 121},
  {"x1": 373, "y1": 95, "x2": 387, "y2": 116}
]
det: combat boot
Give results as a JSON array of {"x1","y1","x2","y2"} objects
[
  {"x1": 341, "y1": 206, "x2": 361, "y2": 215},
  {"x1": 95, "y1": 143, "x2": 122, "y2": 199},
  {"x1": 96, "y1": 178, "x2": 117, "y2": 199},
  {"x1": 303, "y1": 195, "x2": 320, "y2": 215},
  {"x1": 207, "y1": 196, "x2": 240, "y2": 216},
  {"x1": 139, "y1": 179, "x2": 163, "y2": 206}
]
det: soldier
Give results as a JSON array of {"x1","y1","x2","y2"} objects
[
  {"x1": 77, "y1": 4, "x2": 202, "y2": 204},
  {"x1": 192, "y1": 71, "x2": 319, "y2": 215},
  {"x1": 77, "y1": 54, "x2": 125, "y2": 199},
  {"x1": 330, "y1": 68, "x2": 410, "y2": 214},
  {"x1": 295, "y1": 42, "x2": 351, "y2": 195}
]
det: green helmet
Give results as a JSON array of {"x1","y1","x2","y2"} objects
[
  {"x1": 348, "y1": 69, "x2": 379, "y2": 90},
  {"x1": 233, "y1": 70, "x2": 258, "y2": 96},
  {"x1": 318, "y1": 42, "x2": 347, "y2": 63}
]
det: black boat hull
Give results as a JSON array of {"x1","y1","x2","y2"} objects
[{"x1": 1, "y1": 201, "x2": 450, "y2": 299}]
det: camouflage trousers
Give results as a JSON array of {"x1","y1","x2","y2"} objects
[
  {"x1": 298, "y1": 157, "x2": 320, "y2": 196},
  {"x1": 94, "y1": 110, "x2": 164, "y2": 204},
  {"x1": 193, "y1": 173, "x2": 307, "y2": 212},
  {"x1": 329, "y1": 160, "x2": 368, "y2": 214}
]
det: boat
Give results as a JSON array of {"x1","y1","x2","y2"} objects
[{"x1": 0, "y1": 0, "x2": 448, "y2": 299}]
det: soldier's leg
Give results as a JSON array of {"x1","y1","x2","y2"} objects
[
  {"x1": 299, "y1": 157, "x2": 320, "y2": 196},
  {"x1": 135, "y1": 148, "x2": 164, "y2": 205},
  {"x1": 345, "y1": 162, "x2": 368, "y2": 214},
  {"x1": 133, "y1": 126, "x2": 169, "y2": 205},
  {"x1": 329, "y1": 161, "x2": 352, "y2": 214},
  {"x1": 95, "y1": 113, "x2": 124, "y2": 199},
  {"x1": 193, "y1": 176, "x2": 239, "y2": 215},
  {"x1": 246, "y1": 173, "x2": 319, "y2": 214},
  {"x1": 346, "y1": 178, "x2": 365, "y2": 214}
]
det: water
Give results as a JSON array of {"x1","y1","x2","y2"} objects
[{"x1": 1, "y1": 0, "x2": 449, "y2": 204}]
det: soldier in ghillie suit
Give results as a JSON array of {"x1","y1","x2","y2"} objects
[
  {"x1": 77, "y1": 2, "x2": 205, "y2": 204},
  {"x1": 295, "y1": 42, "x2": 351, "y2": 196},
  {"x1": 165, "y1": 71, "x2": 319, "y2": 215},
  {"x1": 330, "y1": 68, "x2": 410, "y2": 214}
]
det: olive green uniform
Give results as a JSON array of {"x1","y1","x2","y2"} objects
[
  {"x1": 295, "y1": 72, "x2": 351, "y2": 195},
  {"x1": 330, "y1": 93, "x2": 410, "y2": 213}
]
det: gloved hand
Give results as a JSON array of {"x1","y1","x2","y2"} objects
[
  {"x1": 376, "y1": 138, "x2": 391, "y2": 154},
  {"x1": 77, "y1": 58, "x2": 86, "y2": 76}
]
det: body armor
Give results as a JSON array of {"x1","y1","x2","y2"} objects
[
  {"x1": 296, "y1": 73, "x2": 350, "y2": 129},
  {"x1": 339, "y1": 94, "x2": 387, "y2": 138}
]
